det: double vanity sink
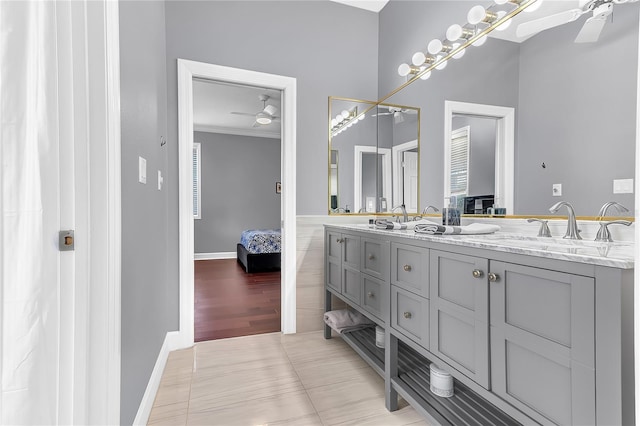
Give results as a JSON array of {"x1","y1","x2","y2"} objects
[{"x1": 324, "y1": 222, "x2": 635, "y2": 425}]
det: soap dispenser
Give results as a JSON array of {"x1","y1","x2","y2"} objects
[{"x1": 442, "y1": 196, "x2": 461, "y2": 226}]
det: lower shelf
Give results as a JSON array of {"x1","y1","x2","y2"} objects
[
  {"x1": 341, "y1": 327, "x2": 524, "y2": 426},
  {"x1": 341, "y1": 327, "x2": 384, "y2": 376}
]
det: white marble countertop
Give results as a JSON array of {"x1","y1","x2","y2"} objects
[{"x1": 326, "y1": 224, "x2": 635, "y2": 269}]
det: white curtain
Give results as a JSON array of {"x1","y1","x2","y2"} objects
[{"x1": 1, "y1": 1, "x2": 60, "y2": 424}]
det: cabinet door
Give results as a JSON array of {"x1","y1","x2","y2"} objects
[
  {"x1": 342, "y1": 233, "x2": 360, "y2": 270},
  {"x1": 429, "y1": 250, "x2": 489, "y2": 388},
  {"x1": 391, "y1": 286, "x2": 429, "y2": 347},
  {"x1": 391, "y1": 243, "x2": 429, "y2": 297},
  {"x1": 489, "y1": 261, "x2": 595, "y2": 426},
  {"x1": 326, "y1": 230, "x2": 343, "y2": 263},
  {"x1": 342, "y1": 266, "x2": 361, "y2": 306},
  {"x1": 361, "y1": 274, "x2": 387, "y2": 323}
]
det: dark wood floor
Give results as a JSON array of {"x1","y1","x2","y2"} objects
[{"x1": 194, "y1": 258, "x2": 281, "y2": 342}]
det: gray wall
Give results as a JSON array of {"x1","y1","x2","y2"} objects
[
  {"x1": 516, "y1": 8, "x2": 638, "y2": 215},
  {"x1": 452, "y1": 116, "x2": 497, "y2": 197},
  {"x1": 194, "y1": 132, "x2": 281, "y2": 253},
  {"x1": 119, "y1": 1, "x2": 172, "y2": 424},
  {"x1": 379, "y1": 1, "x2": 639, "y2": 216}
]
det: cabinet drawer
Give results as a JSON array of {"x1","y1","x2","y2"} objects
[
  {"x1": 391, "y1": 243, "x2": 429, "y2": 297},
  {"x1": 361, "y1": 238, "x2": 389, "y2": 280},
  {"x1": 361, "y1": 274, "x2": 387, "y2": 322},
  {"x1": 391, "y1": 286, "x2": 429, "y2": 347}
]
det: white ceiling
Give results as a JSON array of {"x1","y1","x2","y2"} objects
[
  {"x1": 330, "y1": 0, "x2": 389, "y2": 13},
  {"x1": 192, "y1": 79, "x2": 281, "y2": 139}
]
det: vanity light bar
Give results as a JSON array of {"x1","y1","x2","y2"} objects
[
  {"x1": 330, "y1": 107, "x2": 365, "y2": 137},
  {"x1": 396, "y1": 0, "x2": 540, "y2": 84}
]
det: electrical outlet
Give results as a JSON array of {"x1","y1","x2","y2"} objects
[
  {"x1": 552, "y1": 183, "x2": 562, "y2": 197},
  {"x1": 139, "y1": 157, "x2": 147, "y2": 184},
  {"x1": 613, "y1": 178, "x2": 633, "y2": 194}
]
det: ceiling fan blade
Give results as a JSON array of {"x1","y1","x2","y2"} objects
[
  {"x1": 575, "y1": 15, "x2": 607, "y2": 43},
  {"x1": 263, "y1": 104, "x2": 278, "y2": 117},
  {"x1": 516, "y1": 8, "x2": 584, "y2": 38},
  {"x1": 230, "y1": 111, "x2": 257, "y2": 117}
]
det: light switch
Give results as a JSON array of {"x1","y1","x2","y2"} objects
[
  {"x1": 552, "y1": 183, "x2": 562, "y2": 197},
  {"x1": 139, "y1": 157, "x2": 147, "y2": 184},
  {"x1": 613, "y1": 178, "x2": 634, "y2": 194},
  {"x1": 158, "y1": 170, "x2": 163, "y2": 190}
]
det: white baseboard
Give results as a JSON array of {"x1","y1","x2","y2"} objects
[
  {"x1": 133, "y1": 331, "x2": 182, "y2": 426},
  {"x1": 194, "y1": 251, "x2": 236, "y2": 260}
]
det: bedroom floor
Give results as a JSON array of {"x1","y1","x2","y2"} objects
[
  {"x1": 147, "y1": 331, "x2": 428, "y2": 426},
  {"x1": 194, "y1": 259, "x2": 281, "y2": 342}
]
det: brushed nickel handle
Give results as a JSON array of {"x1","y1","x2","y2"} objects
[
  {"x1": 368, "y1": 254, "x2": 375, "y2": 260},
  {"x1": 367, "y1": 292, "x2": 374, "y2": 298},
  {"x1": 472, "y1": 269, "x2": 484, "y2": 279},
  {"x1": 336, "y1": 238, "x2": 344, "y2": 243},
  {"x1": 403, "y1": 264, "x2": 412, "y2": 272},
  {"x1": 403, "y1": 311, "x2": 412, "y2": 319},
  {"x1": 488, "y1": 272, "x2": 500, "y2": 282}
]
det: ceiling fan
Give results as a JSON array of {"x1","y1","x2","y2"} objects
[
  {"x1": 231, "y1": 94, "x2": 280, "y2": 127},
  {"x1": 372, "y1": 106, "x2": 417, "y2": 124},
  {"x1": 516, "y1": 0, "x2": 638, "y2": 43}
]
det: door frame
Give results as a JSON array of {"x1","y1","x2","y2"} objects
[
  {"x1": 392, "y1": 139, "x2": 418, "y2": 211},
  {"x1": 444, "y1": 101, "x2": 514, "y2": 213},
  {"x1": 177, "y1": 59, "x2": 297, "y2": 347}
]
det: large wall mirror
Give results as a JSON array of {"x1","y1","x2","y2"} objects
[
  {"x1": 328, "y1": 96, "x2": 420, "y2": 214},
  {"x1": 372, "y1": 1, "x2": 638, "y2": 218}
]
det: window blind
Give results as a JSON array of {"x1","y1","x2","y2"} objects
[
  {"x1": 450, "y1": 127, "x2": 469, "y2": 196},
  {"x1": 193, "y1": 142, "x2": 201, "y2": 219}
]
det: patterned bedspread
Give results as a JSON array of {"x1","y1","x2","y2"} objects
[{"x1": 240, "y1": 229, "x2": 281, "y2": 254}]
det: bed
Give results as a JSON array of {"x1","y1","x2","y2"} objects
[{"x1": 237, "y1": 229, "x2": 281, "y2": 273}]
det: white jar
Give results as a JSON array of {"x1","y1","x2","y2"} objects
[
  {"x1": 375, "y1": 326, "x2": 385, "y2": 348},
  {"x1": 429, "y1": 363, "x2": 454, "y2": 397}
]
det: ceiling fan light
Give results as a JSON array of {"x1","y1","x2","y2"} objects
[{"x1": 256, "y1": 113, "x2": 271, "y2": 125}]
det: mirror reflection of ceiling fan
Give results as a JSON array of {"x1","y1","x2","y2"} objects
[
  {"x1": 231, "y1": 94, "x2": 280, "y2": 127},
  {"x1": 517, "y1": 0, "x2": 639, "y2": 43},
  {"x1": 372, "y1": 106, "x2": 417, "y2": 124}
]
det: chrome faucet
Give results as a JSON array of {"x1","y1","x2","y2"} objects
[
  {"x1": 549, "y1": 201, "x2": 582, "y2": 240},
  {"x1": 422, "y1": 205, "x2": 440, "y2": 214},
  {"x1": 597, "y1": 201, "x2": 629, "y2": 218},
  {"x1": 391, "y1": 204, "x2": 408, "y2": 223}
]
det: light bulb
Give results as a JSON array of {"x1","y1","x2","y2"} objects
[
  {"x1": 435, "y1": 57, "x2": 447, "y2": 70},
  {"x1": 331, "y1": 118, "x2": 337, "y2": 127},
  {"x1": 446, "y1": 24, "x2": 462, "y2": 42},
  {"x1": 525, "y1": 0, "x2": 543, "y2": 12},
  {"x1": 412, "y1": 52, "x2": 426, "y2": 66},
  {"x1": 398, "y1": 63, "x2": 412, "y2": 77},
  {"x1": 347, "y1": 122, "x2": 353, "y2": 128},
  {"x1": 335, "y1": 114, "x2": 343, "y2": 122},
  {"x1": 419, "y1": 68, "x2": 431, "y2": 80},
  {"x1": 495, "y1": 11, "x2": 512, "y2": 31},
  {"x1": 494, "y1": 0, "x2": 509, "y2": 4},
  {"x1": 472, "y1": 34, "x2": 488, "y2": 47},
  {"x1": 451, "y1": 43, "x2": 465, "y2": 59},
  {"x1": 358, "y1": 114, "x2": 365, "y2": 121},
  {"x1": 341, "y1": 110, "x2": 350, "y2": 119},
  {"x1": 427, "y1": 39, "x2": 443, "y2": 55},
  {"x1": 467, "y1": 5, "x2": 487, "y2": 25}
]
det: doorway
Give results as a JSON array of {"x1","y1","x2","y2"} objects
[
  {"x1": 191, "y1": 79, "x2": 283, "y2": 341},
  {"x1": 177, "y1": 59, "x2": 297, "y2": 348}
]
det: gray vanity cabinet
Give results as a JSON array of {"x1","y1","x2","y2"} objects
[
  {"x1": 360, "y1": 237, "x2": 390, "y2": 323},
  {"x1": 429, "y1": 250, "x2": 490, "y2": 388},
  {"x1": 489, "y1": 261, "x2": 596, "y2": 425},
  {"x1": 325, "y1": 230, "x2": 361, "y2": 305}
]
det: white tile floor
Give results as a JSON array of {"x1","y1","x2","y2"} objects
[{"x1": 148, "y1": 331, "x2": 429, "y2": 426}]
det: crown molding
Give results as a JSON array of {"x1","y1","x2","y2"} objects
[{"x1": 193, "y1": 123, "x2": 280, "y2": 139}]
